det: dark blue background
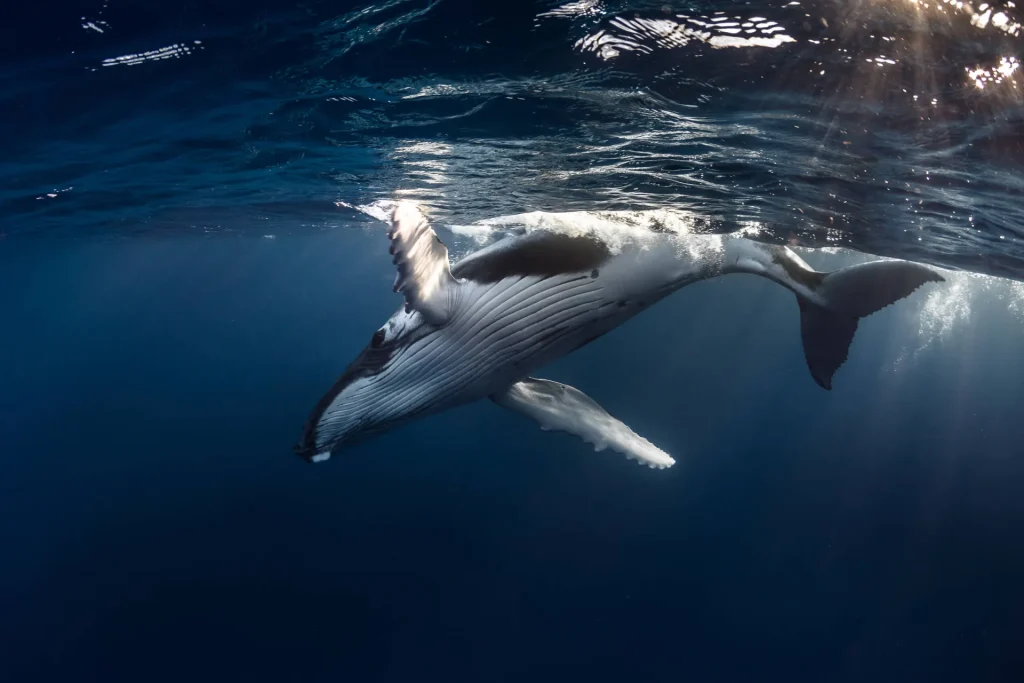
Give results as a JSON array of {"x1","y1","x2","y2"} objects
[
  {"x1": 4, "y1": 0, "x2": 1024, "y2": 680},
  {"x1": 2, "y1": 230, "x2": 1023, "y2": 682}
]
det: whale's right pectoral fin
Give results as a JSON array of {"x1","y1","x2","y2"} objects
[
  {"x1": 388, "y1": 202, "x2": 459, "y2": 326},
  {"x1": 491, "y1": 378, "x2": 675, "y2": 469}
]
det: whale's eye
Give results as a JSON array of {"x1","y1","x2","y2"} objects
[{"x1": 370, "y1": 328, "x2": 386, "y2": 348}]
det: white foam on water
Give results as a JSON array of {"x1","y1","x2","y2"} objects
[
  {"x1": 337, "y1": 199, "x2": 399, "y2": 222},
  {"x1": 453, "y1": 209, "x2": 703, "y2": 253},
  {"x1": 345, "y1": 202, "x2": 710, "y2": 253},
  {"x1": 1009, "y1": 281, "x2": 1024, "y2": 315},
  {"x1": 889, "y1": 268, "x2": 1024, "y2": 374},
  {"x1": 916, "y1": 271, "x2": 974, "y2": 344}
]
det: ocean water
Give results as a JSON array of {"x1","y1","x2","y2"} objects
[{"x1": 2, "y1": 1, "x2": 1024, "y2": 681}]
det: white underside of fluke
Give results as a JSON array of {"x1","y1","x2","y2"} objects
[{"x1": 493, "y1": 377, "x2": 675, "y2": 469}]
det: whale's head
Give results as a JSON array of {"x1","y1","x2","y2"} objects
[
  {"x1": 294, "y1": 200, "x2": 615, "y2": 463},
  {"x1": 294, "y1": 304, "x2": 462, "y2": 462}
]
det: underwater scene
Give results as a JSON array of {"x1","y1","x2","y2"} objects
[{"x1": 2, "y1": 1, "x2": 1024, "y2": 681}]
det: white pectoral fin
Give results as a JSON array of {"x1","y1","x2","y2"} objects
[
  {"x1": 388, "y1": 202, "x2": 459, "y2": 326},
  {"x1": 492, "y1": 378, "x2": 675, "y2": 469}
]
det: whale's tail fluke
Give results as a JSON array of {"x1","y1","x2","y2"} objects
[
  {"x1": 726, "y1": 240, "x2": 945, "y2": 389},
  {"x1": 797, "y1": 259, "x2": 944, "y2": 389}
]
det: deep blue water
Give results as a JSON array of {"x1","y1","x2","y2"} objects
[{"x1": 3, "y1": 1, "x2": 1024, "y2": 681}]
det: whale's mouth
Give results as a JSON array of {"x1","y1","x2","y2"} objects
[
  {"x1": 294, "y1": 316, "x2": 455, "y2": 462},
  {"x1": 294, "y1": 411, "x2": 394, "y2": 463},
  {"x1": 294, "y1": 444, "x2": 329, "y2": 464},
  {"x1": 295, "y1": 341, "x2": 397, "y2": 461}
]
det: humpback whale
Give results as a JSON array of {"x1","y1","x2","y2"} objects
[{"x1": 296, "y1": 202, "x2": 944, "y2": 468}]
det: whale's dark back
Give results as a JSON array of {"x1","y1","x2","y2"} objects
[{"x1": 452, "y1": 232, "x2": 612, "y2": 284}]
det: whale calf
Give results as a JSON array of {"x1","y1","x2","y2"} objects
[{"x1": 296, "y1": 203, "x2": 944, "y2": 467}]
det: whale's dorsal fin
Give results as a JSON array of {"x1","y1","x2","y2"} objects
[
  {"x1": 491, "y1": 378, "x2": 675, "y2": 469},
  {"x1": 388, "y1": 202, "x2": 458, "y2": 326}
]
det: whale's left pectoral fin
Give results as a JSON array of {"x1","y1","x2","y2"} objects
[
  {"x1": 388, "y1": 202, "x2": 459, "y2": 326},
  {"x1": 491, "y1": 378, "x2": 675, "y2": 469}
]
